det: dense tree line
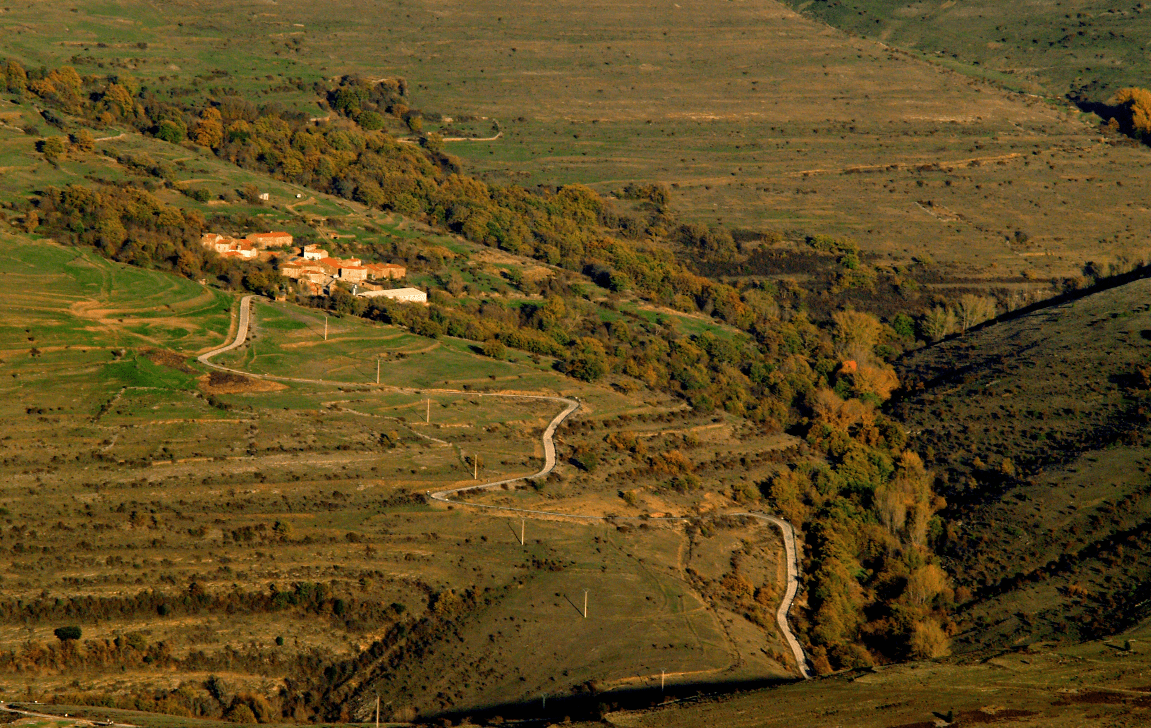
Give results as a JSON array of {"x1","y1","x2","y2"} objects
[
  {"x1": 0, "y1": 581, "x2": 405, "y2": 633},
  {"x1": 26, "y1": 182, "x2": 283, "y2": 297}
]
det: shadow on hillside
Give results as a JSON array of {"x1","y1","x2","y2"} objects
[
  {"x1": 891, "y1": 260, "x2": 1151, "y2": 397},
  {"x1": 416, "y1": 675, "x2": 797, "y2": 725},
  {"x1": 1069, "y1": 95, "x2": 1149, "y2": 147}
]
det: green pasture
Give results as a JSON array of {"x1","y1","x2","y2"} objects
[
  {"x1": 0, "y1": 234, "x2": 234, "y2": 354},
  {"x1": 222, "y1": 299, "x2": 569, "y2": 393}
]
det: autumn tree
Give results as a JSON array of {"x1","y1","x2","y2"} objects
[
  {"x1": 909, "y1": 619, "x2": 950, "y2": 659},
  {"x1": 1110, "y1": 87, "x2": 1151, "y2": 139},
  {"x1": 70, "y1": 129, "x2": 95, "y2": 152},
  {"x1": 920, "y1": 305, "x2": 956, "y2": 342},
  {"x1": 191, "y1": 107, "x2": 224, "y2": 148},
  {"x1": 3, "y1": 59, "x2": 26, "y2": 93},
  {"x1": 832, "y1": 309, "x2": 882, "y2": 361},
  {"x1": 39, "y1": 136, "x2": 65, "y2": 162},
  {"x1": 955, "y1": 294, "x2": 996, "y2": 331},
  {"x1": 906, "y1": 564, "x2": 948, "y2": 606}
]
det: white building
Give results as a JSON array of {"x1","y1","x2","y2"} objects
[{"x1": 356, "y1": 287, "x2": 427, "y2": 303}]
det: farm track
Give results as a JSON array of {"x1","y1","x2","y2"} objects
[{"x1": 197, "y1": 295, "x2": 811, "y2": 680}]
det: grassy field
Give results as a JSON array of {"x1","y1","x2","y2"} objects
[{"x1": 2, "y1": 1, "x2": 1150, "y2": 281}]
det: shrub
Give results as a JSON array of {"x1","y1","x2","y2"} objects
[
  {"x1": 156, "y1": 119, "x2": 186, "y2": 143},
  {"x1": 54, "y1": 625, "x2": 82, "y2": 641}
]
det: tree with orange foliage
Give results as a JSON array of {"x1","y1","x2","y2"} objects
[{"x1": 1111, "y1": 87, "x2": 1151, "y2": 138}]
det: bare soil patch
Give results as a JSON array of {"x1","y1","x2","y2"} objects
[{"x1": 198, "y1": 371, "x2": 286, "y2": 394}]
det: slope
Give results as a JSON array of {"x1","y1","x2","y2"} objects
[
  {"x1": 889, "y1": 275, "x2": 1151, "y2": 652},
  {"x1": 782, "y1": 0, "x2": 1151, "y2": 101},
  {"x1": 3, "y1": 0, "x2": 1151, "y2": 279},
  {"x1": 591, "y1": 616, "x2": 1151, "y2": 727}
]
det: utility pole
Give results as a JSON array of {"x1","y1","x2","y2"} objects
[
  {"x1": 520, "y1": 518, "x2": 525, "y2": 547},
  {"x1": 583, "y1": 589, "x2": 588, "y2": 619},
  {"x1": 661, "y1": 669, "x2": 666, "y2": 693},
  {"x1": 426, "y1": 398, "x2": 430, "y2": 424},
  {"x1": 324, "y1": 316, "x2": 328, "y2": 341},
  {"x1": 473, "y1": 454, "x2": 478, "y2": 480},
  {"x1": 376, "y1": 358, "x2": 380, "y2": 385},
  {"x1": 374, "y1": 695, "x2": 379, "y2": 728}
]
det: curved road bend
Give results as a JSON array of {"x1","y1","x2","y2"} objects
[{"x1": 199, "y1": 295, "x2": 810, "y2": 679}]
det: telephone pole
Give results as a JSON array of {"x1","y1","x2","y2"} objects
[
  {"x1": 324, "y1": 316, "x2": 328, "y2": 341},
  {"x1": 376, "y1": 358, "x2": 380, "y2": 385},
  {"x1": 520, "y1": 518, "x2": 525, "y2": 547},
  {"x1": 583, "y1": 589, "x2": 588, "y2": 619},
  {"x1": 374, "y1": 695, "x2": 379, "y2": 728},
  {"x1": 661, "y1": 669, "x2": 666, "y2": 693},
  {"x1": 426, "y1": 398, "x2": 430, "y2": 424},
  {"x1": 473, "y1": 454, "x2": 478, "y2": 480}
]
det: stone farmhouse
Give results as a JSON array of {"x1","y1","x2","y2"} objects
[
  {"x1": 277, "y1": 244, "x2": 408, "y2": 295},
  {"x1": 200, "y1": 231, "x2": 294, "y2": 260},
  {"x1": 356, "y1": 287, "x2": 427, "y2": 303}
]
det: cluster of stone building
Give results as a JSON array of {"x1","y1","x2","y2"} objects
[
  {"x1": 280, "y1": 245, "x2": 406, "y2": 285},
  {"x1": 200, "y1": 231, "x2": 293, "y2": 259},
  {"x1": 200, "y1": 230, "x2": 425, "y2": 302}
]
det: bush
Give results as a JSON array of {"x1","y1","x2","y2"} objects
[
  {"x1": 38, "y1": 136, "x2": 66, "y2": 161},
  {"x1": 54, "y1": 625, "x2": 82, "y2": 641},
  {"x1": 357, "y1": 111, "x2": 385, "y2": 130},
  {"x1": 156, "y1": 119, "x2": 186, "y2": 143},
  {"x1": 481, "y1": 340, "x2": 506, "y2": 359}
]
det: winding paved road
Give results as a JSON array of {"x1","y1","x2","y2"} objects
[{"x1": 198, "y1": 294, "x2": 810, "y2": 679}]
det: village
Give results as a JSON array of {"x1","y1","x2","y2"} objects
[{"x1": 200, "y1": 230, "x2": 427, "y2": 303}]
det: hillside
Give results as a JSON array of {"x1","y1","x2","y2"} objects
[
  {"x1": 579, "y1": 616, "x2": 1151, "y2": 727},
  {"x1": 781, "y1": 0, "x2": 1151, "y2": 101},
  {"x1": 3, "y1": 1, "x2": 1151, "y2": 725},
  {"x1": 2, "y1": 0, "x2": 1150, "y2": 280},
  {"x1": 0, "y1": 232, "x2": 803, "y2": 719},
  {"x1": 890, "y1": 275, "x2": 1151, "y2": 652}
]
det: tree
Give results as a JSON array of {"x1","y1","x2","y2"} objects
[
  {"x1": 102, "y1": 83, "x2": 134, "y2": 117},
  {"x1": 1110, "y1": 87, "x2": 1151, "y2": 138},
  {"x1": 955, "y1": 294, "x2": 996, "y2": 332},
  {"x1": 481, "y1": 339, "x2": 506, "y2": 359},
  {"x1": 39, "y1": 136, "x2": 65, "y2": 162},
  {"x1": 70, "y1": 128, "x2": 95, "y2": 152},
  {"x1": 54, "y1": 625, "x2": 82, "y2": 642},
  {"x1": 906, "y1": 564, "x2": 948, "y2": 605},
  {"x1": 563, "y1": 337, "x2": 607, "y2": 382},
  {"x1": 156, "y1": 119, "x2": 186, "y2": 143},
  {"x1": 920, "y1": 305, "x2": 956, "y2": 342},
  {"x1": 909, "y1": 619, "x2": 950, "y2": 659},
  {"x1": 357, "y1": 110, "x2": 385, "y2": 130},
  {"x1": 191, "y1": 107, "x2": 224, "y2": 148},
  {"x1": 3, "y1": 59, "x2": 26, "y2": 93},
  {"x1": 832, "y1": 309, "x2": 882, "y2": 361},
  {"x1": 421, "y1": 132, "x2": 444, "y2": 154},
  {"x1": 890, "y1": 313, "x2": 915, "y2": 341},
  {"x1": 240, "y1": 183, "x2": 262, "y2": 205}
]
